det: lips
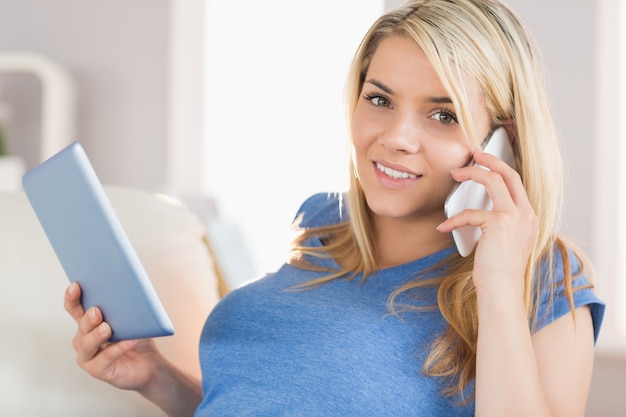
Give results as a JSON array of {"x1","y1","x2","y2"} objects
[{"x1": 375, "y1": 162, "x2": 419, "y2": 179}]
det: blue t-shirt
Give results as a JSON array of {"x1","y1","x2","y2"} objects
[{"x1": 195, "y1": 193, "x2": 605, "y2": 416}]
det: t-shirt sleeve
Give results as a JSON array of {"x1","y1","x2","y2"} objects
[
  {"x1": 534, "y1": 246, "x2": 605, "y2": 343},
  {"x1": 292, "y1": 192, "x2": 347, "y2": 228}
]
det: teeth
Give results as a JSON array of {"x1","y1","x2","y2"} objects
[{"x1": 376, "y1": 162, "x2": 417, "y2": 179}]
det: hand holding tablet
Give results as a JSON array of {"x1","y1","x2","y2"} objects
[{"x1": 22, "y1": 142, "x2": 174, "y2": 341}]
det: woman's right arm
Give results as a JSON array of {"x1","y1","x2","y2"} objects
[{"x1": 64, "y1": 282, "x2": 203, "y2": 417}]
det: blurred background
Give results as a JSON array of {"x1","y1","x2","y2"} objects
[{"x1": 0, "y1": 0, "x2": 623, "y2": 415}]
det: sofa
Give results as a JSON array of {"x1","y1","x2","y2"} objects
[{"x1": 0, "y1": 185, "x2": 222, "y2": 416}]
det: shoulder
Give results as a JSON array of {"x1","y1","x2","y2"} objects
[
  {"x1": 538, "y1": 242, "x2": 593, "y2": 294},
  {"x1": 535, "y1": 241, "x2": 606, "y2": 341},
  {"x1": 293, "y1": 192, "x2": 348, "y2": 229}
]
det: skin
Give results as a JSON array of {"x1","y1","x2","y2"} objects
[
  {"x1": 351, "y1": 35, "x2": 490, "y2": 267},
  {"x1": 64, "y1": 34, "x2": 595, "y2": 417}
]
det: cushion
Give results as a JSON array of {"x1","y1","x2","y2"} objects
[{"x1": 0, "y1": 186, "x2": 220, "y2": 416}]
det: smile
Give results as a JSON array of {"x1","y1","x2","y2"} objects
[{"x1": 375, "y1": 162, "x2": 418, "y2": 179}]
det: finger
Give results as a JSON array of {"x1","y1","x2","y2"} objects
[
  {"x1": 64, "y1": 282, "x2": 85, "y2": 322},
  {"x1": 450, "y1": 165, "x2": 515, "y2": 212},
  {"x1": 74, "y1": 316, "x2": 112, "y2": 365},
  {"x1": 81, "y1": 339, "x2": 139, "y2": 380},
  {"x1": 471, "y1": 150, "x2": 529, "y2": 207},
  {"x1": 438, "y1": 208, "x2": 488, "y2": 233},
  {"x1": 76, "y1": 306, "x2": 105, "y2": 337},
  {"x1": 73, "y1": 307, "x2": 109, "y2": 361},
  {"x1": 96, "y1": 339, "x2": 138, "y2": 365},
  {"x1": 472, "y1": 148, "x2": 512, "y2": 173}
]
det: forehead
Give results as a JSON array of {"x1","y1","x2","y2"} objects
[{"x1": 365, "y1": 35, "x2": 449, "y2": 97}]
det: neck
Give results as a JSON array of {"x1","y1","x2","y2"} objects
[{"x1": 372, "y1": 214, "x2": 453, "y2": 269}]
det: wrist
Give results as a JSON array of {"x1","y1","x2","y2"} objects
[
  {"x1": 476, "y1": 290, "x2": 528, "y2": 331},
  {"x1": 473, "y1": 271, "x2": 525, "y2": 307},
  {"x1": 140, "y1": 353, "x2": 203, "y2": 417}
]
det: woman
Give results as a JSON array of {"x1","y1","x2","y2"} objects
[{"x1": 65, "y1": 1, "x2": 604, "y2": 415}]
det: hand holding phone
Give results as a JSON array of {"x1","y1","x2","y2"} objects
[{"x1": 443, "y1": 127, "x2": 517, "y2": 257}]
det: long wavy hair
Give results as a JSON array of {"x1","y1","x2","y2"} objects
[{"x1": 289, "y1": 0, "x2": 592, "y2": 402}]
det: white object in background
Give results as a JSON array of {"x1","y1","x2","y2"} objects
[
  {"x1": 0, "y1": 99, "x2": 24, "y2": 190},
  {"x1": 207, "y1": 216, "x2": 258, "y2": 289},
  {"x1": 0, "y1": 155, "x2": 25, "y2": 191},
  {"x1": 0, "y1": 52, "x2": 75, "y2": 162}
]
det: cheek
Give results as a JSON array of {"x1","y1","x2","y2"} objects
[
  {"x1": 350, "y1": 110, "x2": 377, "y2": 162},
  {"x1": 351, "y1": 104, "x2": 371, "y2": 138},
  {"x1": 432, "y1": 142, "x2": 472, "y2": 176}
]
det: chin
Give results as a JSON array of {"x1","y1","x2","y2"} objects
[
  {"x1": 364, "y1": 193, "x2": 419, "y2": 219},
  {"x1": 362, "y1": 187, "x2": 447, "y2": 222}
]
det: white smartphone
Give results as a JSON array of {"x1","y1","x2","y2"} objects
[{"x1": 443, "y1": 127, "x2": 517, "y2": 257}]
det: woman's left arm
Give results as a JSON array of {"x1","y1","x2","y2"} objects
[
  {"x1": 439, "y1": 150, "x2": 596, "y2": 416},
  {"x1": 474, "y1": 291, "x2": 594, "y2": 417}
]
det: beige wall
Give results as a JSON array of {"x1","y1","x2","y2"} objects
[{"x1": 0, "y1": 0, "x2": 170, "y2": 191}]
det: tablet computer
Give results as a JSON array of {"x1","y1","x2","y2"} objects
[{"x1": 22, "y1": 142, "x2": 174, "y2": 341}]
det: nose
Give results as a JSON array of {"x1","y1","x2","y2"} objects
[{"x1": 380, "y1": 112, "x2": 421, "y2": 153}]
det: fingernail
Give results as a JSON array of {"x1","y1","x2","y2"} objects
[
  {"x1": 89, "y1": 307, "x2": 98, "y2": 321},
  {"x1": 99, "y1": 322, "x2": 110, "y2": 337},
  {"x1": 68, "y1": 282, "x2": 77, "y2": 294}
]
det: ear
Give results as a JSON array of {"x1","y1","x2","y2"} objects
[{"x1": 502, "y1": 119, "x2": 517, "y2": 144}]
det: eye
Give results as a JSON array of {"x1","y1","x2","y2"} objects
[
  {"x1": 363, "y1": 92, "x2": 392, "y2": 108},
  {"x1": 431, "y1": 109, "x2": 458, "y2": 125}
]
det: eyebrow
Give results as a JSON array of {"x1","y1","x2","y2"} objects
[
  {"x1": 428, "y1": 96, "x2": 453, "y2": 104},
  {"x1": 365, "y1": 79, "x2": 394, "y2": 95},
  {"x1": 364, "y1": 79, "x2": 453, "y2": 104}
]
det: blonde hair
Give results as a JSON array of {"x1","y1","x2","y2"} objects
[{"x1": 290, "y1": 0, "x2": 591, "y2": 402}]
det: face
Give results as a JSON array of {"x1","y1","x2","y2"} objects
[{"x1": 351, "y1": 35, "x2": 491, "y2": 224}]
